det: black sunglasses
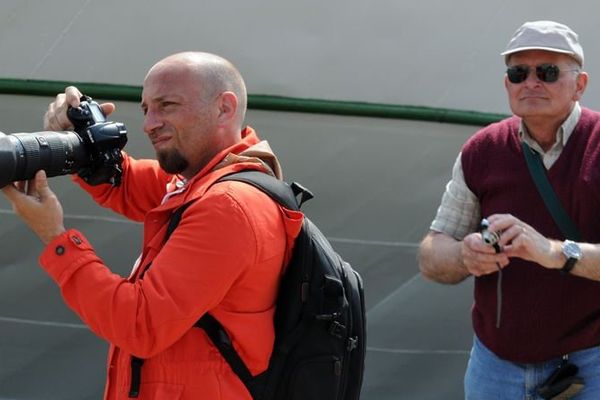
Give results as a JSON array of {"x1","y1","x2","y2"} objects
[{"x1": 506, "y1": 63, "x2": 578, "y2": 84}]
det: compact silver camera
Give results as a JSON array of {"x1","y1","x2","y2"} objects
[{"x1": 479, "y1": 218, "x2": 501, "y2": 252}]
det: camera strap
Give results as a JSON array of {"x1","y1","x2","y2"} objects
[
  {"x1": 520, "y1": 142, "x2": 581, "y2": 241},
  {"x1": 478, "y1": 220, "x2": 503, "y2": 328}
]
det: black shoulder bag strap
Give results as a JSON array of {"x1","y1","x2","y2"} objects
[
  {"x1": 520, "y1": 141, "x2": 581, "y2": 241},
  {"x1": 222, "y1": 170, "x2": 311, "y2": 210},
  {"x1": 163, "y1": 200, "x2": 260, "y2": 394},
  {"x1": 147, "y1": 171, "x2": 310, "y2": 398},
  {"x1": 128, "y1": 202, "x2": 195, "y2": 398},
  {"x1": 193, "y1": 171, "x2": 311, "y2": 397}
]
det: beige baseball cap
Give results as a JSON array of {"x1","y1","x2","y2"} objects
[{"x1": 501, "y1": 20, "x2": 584, "y2": 66}]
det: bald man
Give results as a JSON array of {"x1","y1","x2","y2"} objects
[{"x1": 3, "y1": 52, "x2": 303, "y2": 399}]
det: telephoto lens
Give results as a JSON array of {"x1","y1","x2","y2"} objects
[
  {"x1": 0, "y1": 97, "x2": 128, "y2": 187},
  {"x1": 0, "y1": 131, "x2": 88, "y2": 187}
]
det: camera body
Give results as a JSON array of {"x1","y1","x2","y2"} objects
[
  {"x1": 67, "y1": 97, "x2": 128, "y2": 185},
  {"x1": 479, "y1": 218, "x2": 501, "y2": 253},
  {"x1": 0, "y1": 96, "x2": 127, "y2": 187}
]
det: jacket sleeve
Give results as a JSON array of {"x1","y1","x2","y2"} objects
[
  {"x1": 39, "y1": 187, "x2": 258, "y2": 358},
  {"x1": 73, "y1": 152, "x2": 172, "y2": 222}
]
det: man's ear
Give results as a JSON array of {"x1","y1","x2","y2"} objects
[
  {"x1": 574, "y1": 72, "x2": 589, "y2": 101},
  {"x1": 217, "y1": 91, "x2": 238, "y2": 124}
]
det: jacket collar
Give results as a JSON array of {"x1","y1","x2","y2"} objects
[{"x1": 158, "y1": 126, "x2": 281, "y2": 210}]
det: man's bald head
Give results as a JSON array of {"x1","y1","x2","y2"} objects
[
  {"x1": 146, "y1": 52, "x2": 247, "y2": 127},
  {"x1": 141, "y1": 52, "x2": 249, "y2": 178}
]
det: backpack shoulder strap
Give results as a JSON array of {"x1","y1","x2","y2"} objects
[
  {"x1": 194, "y1": 314, "x2": 259, "y2": 394},
  {"x1": 164, "y1": 202, "x2": 193, "y2": 242},
  {"x1": 165, "y1": 170, "x2": 294, "y2": 241},
  {"x1": 134, "y1": 171, "x2": 299, "y2": 398},
  {"x1": 160, "y1": 170, "x2": 311, "y2": 397},
  {"x1": 218, "y1": 170, "x2": 314, "y2": 210}
]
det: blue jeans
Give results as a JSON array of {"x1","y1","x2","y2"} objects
[{"x1": 464, "y1": 336, "x2": 600, "y2": 399}]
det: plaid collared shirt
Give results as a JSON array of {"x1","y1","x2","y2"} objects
[{"x1": 430, "y1": 103, "x2": 582, "y2": 240}]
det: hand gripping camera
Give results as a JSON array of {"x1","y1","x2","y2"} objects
[
  {"x1": 0, "y1": 96, "x2": 127, "y2": 187},
  {"x1": 479, "y1": 218, "x2": 501, "y2": 253}
]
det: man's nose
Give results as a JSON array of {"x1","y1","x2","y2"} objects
[{"x1": 143, "y1": 111, "x2": 163, "y2": 134}]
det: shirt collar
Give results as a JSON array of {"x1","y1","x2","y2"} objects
[{"x1": 519, "y1": 102, "x2": 581, "y2": 151}]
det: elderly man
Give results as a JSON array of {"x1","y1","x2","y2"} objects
[
  {"x1": 3, "y1": 52, "x2": 303, "y2": 399},
  {"x1": 419, "y1": 21, "x2": 600, "y2": 399}
]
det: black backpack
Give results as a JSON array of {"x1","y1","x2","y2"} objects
[{"x1": 175, "y1": 171, "x2": 366, "y2": 399}]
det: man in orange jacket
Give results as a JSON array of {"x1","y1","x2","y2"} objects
[{"x1": 2, "y1": 52, "x2": 303, "y2": 399}]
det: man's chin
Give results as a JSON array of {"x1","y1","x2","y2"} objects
[{"x1": 157, "y1": 154, "x2": 188, "y2": 175}]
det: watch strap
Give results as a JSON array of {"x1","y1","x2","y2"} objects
[{"x1": 561, "y1": 257, "x2": 577, "y2": 275}]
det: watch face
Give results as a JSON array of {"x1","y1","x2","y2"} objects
[{"x1": 563, "y1": 240, "x2": 582, "y2": 259}]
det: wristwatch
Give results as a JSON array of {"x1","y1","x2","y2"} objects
[{"x1": 561, "y1": 240, "x2": 582, "y2": 274}]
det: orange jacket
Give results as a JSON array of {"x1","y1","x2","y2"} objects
[{"x1": 39, "y1": 128, "x2": 303, "y2": 399}]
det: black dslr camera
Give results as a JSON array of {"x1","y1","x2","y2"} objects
[{"x1": 0, "y1": 96, "x2": 127, "y2": 187}]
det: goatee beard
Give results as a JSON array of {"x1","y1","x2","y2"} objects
[{"x1": 157, "y1": 149, "x2": 189, "y2": 175}]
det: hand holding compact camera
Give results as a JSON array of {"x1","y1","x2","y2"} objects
[{"x1": 479, "y1": 218, "x2": 501, "y2": 253}]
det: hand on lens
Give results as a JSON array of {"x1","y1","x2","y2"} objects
[{"x1": 1, "y1": 170, "x2": 66, "y2": 244}]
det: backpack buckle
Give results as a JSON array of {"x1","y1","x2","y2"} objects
[
  {"x1": 347, "y1": 336, "x2": 358, "y2": 352},
  {"x1": 329, "y1": 321, "x2": 347, "y2": 339},
  {"x1": 315, "y1": 312, "x2": 339, "y2": 321},
  {"x1": 290, "y1": 181, "x2": 314, "y2": 207}
]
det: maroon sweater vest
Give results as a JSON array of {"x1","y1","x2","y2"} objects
[{"x1": 461, "y1": 108, "x2": 600, "y2": 363}]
